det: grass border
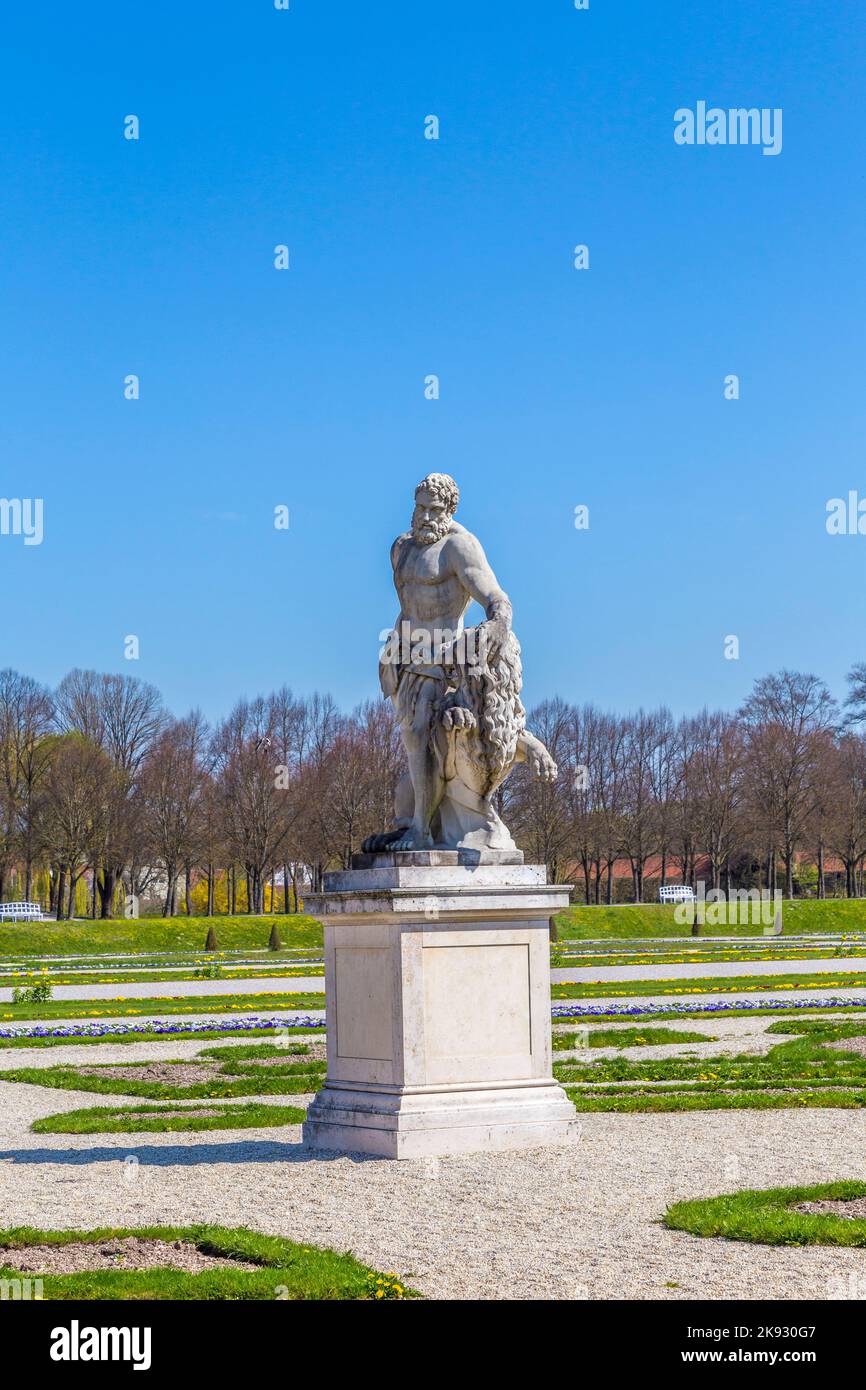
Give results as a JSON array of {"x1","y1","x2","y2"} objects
[{"x1": 664, "y1": 1182, "x2": 866, "y2": 1247}]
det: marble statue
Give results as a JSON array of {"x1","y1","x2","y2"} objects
[{"x1": 364, "y1": 472, "x2": 558, "y2": 853}]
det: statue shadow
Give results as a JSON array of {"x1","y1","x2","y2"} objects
[{"x1": 0, "y1": 1140, "x2": 384, "y2": 1168}]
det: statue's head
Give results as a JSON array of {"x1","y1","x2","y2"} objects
[{"x1": 412, "y1": 473, "x2": 459, "y2": 545}]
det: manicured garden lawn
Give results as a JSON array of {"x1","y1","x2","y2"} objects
[
  {"x1": 0, "y1": 964, "x2": 323, "y2": 987},
  {"x1": 0, "y1": 1224, "x2": 413, "y2": 1299},
  {"x1": 556, "y1": 899, "x2": 866, "y2": 940},
  {"x1": 664, "y1": 1182, "x2": 866, "y2": 1247},
  {"x1": 0, "y1": 1053, "x2": 326, "y2": 1100},
  {"x1": 552, "y1": 944, "x2": 866, "y2": 969},
  {"x1": 556, "y1": 1018, "x2": 866, "y2": 1111},
  {"x1": 0, "y1": 990, "x2": 325, "y2": 1022},
  {"x1": 552, "y1": 1026, "x2": 712, "y2": 1050},
  {"x1": 551, "y1": 970, "x2": 866, "y2": 1001},
  {"x1": 32, "y1": 1101, "x2": 307, "y2": 1133},
  {"x1": 0, "y1": 915, "x2": 324, "y2": 957}
]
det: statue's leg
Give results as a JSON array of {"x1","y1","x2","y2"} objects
[{"x1": 390, "y1": 679, "x2": 445, "y2": 850}]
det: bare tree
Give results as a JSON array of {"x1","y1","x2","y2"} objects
[{"x1": 739, "y1": 672, "x2": 838, "y2": 899}]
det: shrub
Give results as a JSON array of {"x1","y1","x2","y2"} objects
[{"x1": 12, "y1": 983, "x2": 53, "y2": 1005}]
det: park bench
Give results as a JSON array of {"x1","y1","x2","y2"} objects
[
  {"x1": 0, "y1": 901, "x2": 45, "y2": 922},
  {"x1": 658, "y1": 885, "x2": 695, "y2": 905}
]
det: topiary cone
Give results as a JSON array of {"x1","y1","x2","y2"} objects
[
  {"x1": 205, "y1": 926, "x2": 219, "y2": 951},
  {"x1": 268, "y1": 923, "x2": 283, "y2": 951}
]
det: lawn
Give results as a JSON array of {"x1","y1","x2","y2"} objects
[
  {"x1": 0, "y1": 915, "x2": 325, "y2": 957},
  {"x1": 555, "y1": 1018, "x2": 866, "y2": 1111},
  {"x1": 556, "y1": 898, "x2": 866, "y2": 940},
  {"x1": 552, "y1": 1026, "x2": 713, "y2": 1050},
  {"x1": 550, "y1": 970, "x2": 866, "y2": 1001},
  {"x1": 0, "y1": 989, "x2": 325, "y2": 1022},
  {"x1": 0, "y1": 1224, "x2": 413, "y2": 1299},
  {"x1": 1, "y1": 1052, "x2": 327, "y2": 1100},
  {"x1": 664, "y1": 1182, "x2": 866, "y2": 1248},
  {"x1": 32, "y1": 1101, "x2": 307, "y2": 1133}
]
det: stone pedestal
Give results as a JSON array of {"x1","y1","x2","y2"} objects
[{"x1": 302, "y1": 850, "x2": 578, "y2": 1158}]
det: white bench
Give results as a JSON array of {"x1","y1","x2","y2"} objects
[
  {"x1": 0, "y1": 901, "x2": 45, "y2": 922},
  {"x1": 659, "y1": 885, "x2": 695, "y2": 904}
]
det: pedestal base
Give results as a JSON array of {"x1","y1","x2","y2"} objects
[
  {"x1": 302, "y1": 853, "x2": 577, "y2": 1159},
  {"x1": 303, "y1": 1080, "x2": 579, "y2": 1159}
]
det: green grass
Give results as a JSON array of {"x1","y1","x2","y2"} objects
[
  {"x1": 0, "y1": 965, "x2": 324, "y2": 987},
  {"x1": 0, "y1": 989, "x2": 326, "y2": 1022},
  {"x1": 552, "y1": 1026, "x2": 712, "y2": 1050},
  {"x1": 31, "y1": 1101, "x2": 307, "y2": 1133},
  {"x1": 556, "y1": 1018, "x2": 866, "y2": 1112},
  {"x1": 664, "y1": 1182, "x2": 866, "y2": 1247},
  {"x1": 0, "y1": 1055, "x2": 326, "y2": 1100},
  {"x1": 0, "y1": 1223, "x2": 414, "y2": 1299},
  {"x1": 556, "y1": 898, "x2": 866, "y2": 940},
  {"x1": 552, "y1": 944, "x2": 866, "y2": 969},
  {"x1": 551, "y1": 970, "x2": 866, "y2": 1001},
  {"x1": 566, "y1": 1086, "x2": 866, "y2": 1112},
  {"x1": 0, "y1": 915, "x2": 324, "y2": 957}
]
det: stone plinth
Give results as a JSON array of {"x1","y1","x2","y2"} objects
[{"x1": 302, "y1": 850, "x2": 578, "y2": 1158}]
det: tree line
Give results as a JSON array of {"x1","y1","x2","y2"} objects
[{"x1": 2, "y1": 664, "x2": 866, "y2": 916}]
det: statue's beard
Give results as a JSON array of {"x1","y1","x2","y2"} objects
[{"x1": 412, "y1": 512, "x2": 452, "y2": 545}]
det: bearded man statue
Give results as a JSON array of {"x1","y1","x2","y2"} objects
[{"x1": 365, "y1": 473, "x2": 557, "y2": 853}]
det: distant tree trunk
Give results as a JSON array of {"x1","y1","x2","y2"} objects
[
  {"x1": 67, "y1": 871, "x2": 80, "y2": 920},
  {"x1": 98, "y1": 866, "x2": 118, "y2": 919},
  {"x1": 91, "y1": 869, "x2": 98, "y2": 918},
  {"x1": 818, "y1": 843, "x2": 825, "y2": 899},
  {"x1": 57, "y1": 866, "x2": 66, "y2": 919},
  {"x1": 206, "y1": 863, "x2": 215, "y2": 916},
  {"x1": 184, "y1": 863, "x2": 192, "y2": 916},
  {"x1": 163, "y1": 866, "x2": 177, "y2": 917}
]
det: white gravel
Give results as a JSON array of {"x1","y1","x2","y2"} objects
[{"x1": 1, "y1": 1021, "x2": 866, "y2": 1299}]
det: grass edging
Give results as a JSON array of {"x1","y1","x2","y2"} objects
[
  {"x1": 0, "y1": 1223, "x2": 413, "y2": 1299},
  {"x1": 31, "y1": 1101, "x2": 306, "y2": 1134},
  {"x1": 664, "y1": 1182, "x2": 866, "y2": 1247}
]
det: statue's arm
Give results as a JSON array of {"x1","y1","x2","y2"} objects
[{"x1": 450, "y1": 532, "x2": 512, "y2": 628}]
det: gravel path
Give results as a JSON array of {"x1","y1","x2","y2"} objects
[{"x1": 1, "y1": 1021, "x2": 866, "y2": 1299}]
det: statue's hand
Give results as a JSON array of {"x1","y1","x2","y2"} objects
[
  {"x1": 478, "y1": 618, "x2": 509, "y2": 668},
  {"x1": 441, "y1": 706, "x2": 477, "y2": 733}
]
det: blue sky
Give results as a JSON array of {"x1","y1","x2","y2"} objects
[{"x1": 1, "y1": 1, "x2": 864, "y2": 723}]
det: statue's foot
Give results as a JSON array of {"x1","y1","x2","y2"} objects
[
  {"x1": 441, "y1": 705, "x2": 477, "y2": 733},
  {"x1": 528, "y1": 746, "x2": 558, "y2": 782},
  {"x1": 361, "y1": 829, "x2": 405, "y2": 852},
  {"x1": 387, "y1": 829, "x2": 435, "y2": 851}
]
